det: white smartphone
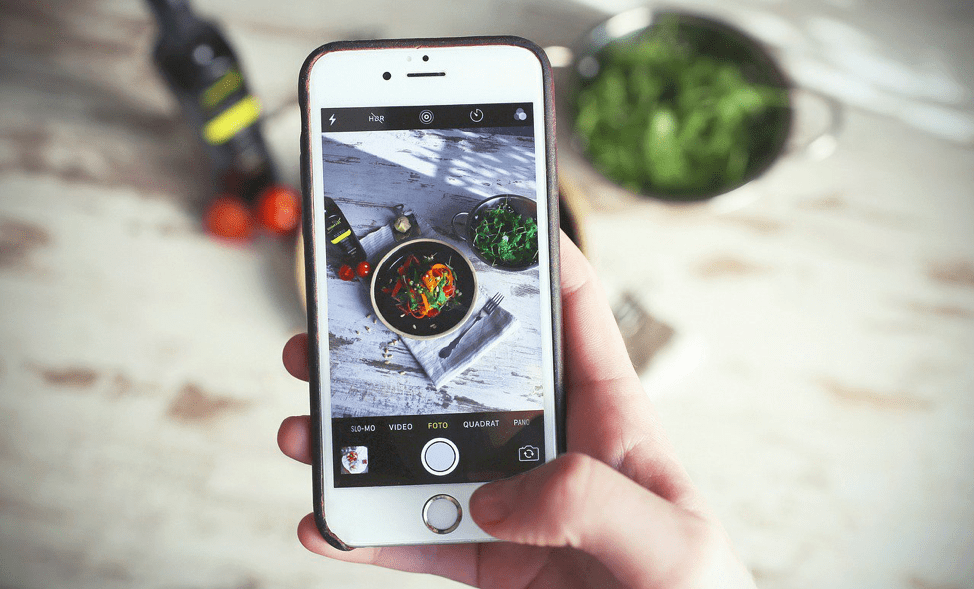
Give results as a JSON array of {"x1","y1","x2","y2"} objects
[{"x1": 299, "y1": 37, "x2": 563, "y2": 548}]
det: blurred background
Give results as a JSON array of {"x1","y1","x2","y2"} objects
[{"x1": 0, "y1": 0, "x2": 972, "y2": 587}]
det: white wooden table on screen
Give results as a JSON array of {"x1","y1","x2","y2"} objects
[{"x1": 320, "y1": 128, "x2": 546, "y2": 418}]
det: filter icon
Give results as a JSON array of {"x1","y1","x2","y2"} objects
[{"x1": 514, "y1": 108, "x2": 527, "y2": 121}]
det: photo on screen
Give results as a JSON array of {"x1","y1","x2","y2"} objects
[{"x1": 320, "y1": 119, "x2": 544, "y2": 420}]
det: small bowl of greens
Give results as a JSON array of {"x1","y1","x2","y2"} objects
[
  {"x1": 567, "y1": 9, "x2": 820, "y2": 202},
  {"x1": 452, "y1": 195, "x2": 539, "y2": 271}
]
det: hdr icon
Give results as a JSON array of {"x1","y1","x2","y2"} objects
[{"x1": 368, "y1": 112, "x2": 384, "y2": 123}]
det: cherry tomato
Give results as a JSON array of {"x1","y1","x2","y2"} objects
[
  {"x1": 338, "y1": 264, "x2": 355, "y2": 281},
  {"x1": 356, "y1": 261, "x2": 372, "y2": 278},
  {"x1": 204, "y1": 195, "x2": 254, "y2": 241},
  {"x1": 255, "y1": 184, "x2": 301, "y2": 235}
]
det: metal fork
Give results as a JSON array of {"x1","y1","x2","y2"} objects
[{"x1": 439, "y1": 292, "x2": 504, "y2": 358}]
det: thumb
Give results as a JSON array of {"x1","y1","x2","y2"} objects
[{"x1": 470, "y1": 453, "x2": 712, "y2": 588}]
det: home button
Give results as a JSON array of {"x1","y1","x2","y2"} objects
[
  {"x1": 423, "y1": 494, "x2": 462, "y2": 534},
  {"x1": 421, "y1": 437, "x2": 459, "y2": 476}
]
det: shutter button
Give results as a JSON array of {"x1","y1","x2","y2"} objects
[{"x1": 421, "y1": 437, "x2": 459, "y2": 476}]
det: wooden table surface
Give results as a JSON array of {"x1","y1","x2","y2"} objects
[
  {"x1": 319, "y1": 128, "x2": 545, "y2": 418},
  {"x1": 1, "y1": 0, "x2": 972, "y2": 588}
]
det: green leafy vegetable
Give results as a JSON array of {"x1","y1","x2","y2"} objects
[
  {"x1": 574, "y1": 18, "x2": 788, "y2": 197},
  {"x1": 472, "y1": 204, "x2": 539, "y2": 266}
]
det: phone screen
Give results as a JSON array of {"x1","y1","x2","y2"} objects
[{"x1": 318, "y1": 102, "x2": 550, "y2": 488}]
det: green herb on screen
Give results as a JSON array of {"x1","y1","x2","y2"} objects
[{"x1": 472, "y1": 204, "x2": 539, "y2": 266}]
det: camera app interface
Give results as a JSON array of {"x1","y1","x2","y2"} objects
[{"x1": 319, "y1": 103, "x2": 547, "y2": 487}]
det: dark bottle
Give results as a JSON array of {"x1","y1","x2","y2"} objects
[
  {"x1": 146, "y1": 0, "x2": 275, "y2": 203},
  {"x1": 323, "y1": 197, "x2": 367, "y2": 265}
]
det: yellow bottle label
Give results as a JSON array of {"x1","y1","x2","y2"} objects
[
  {"x1": 330, "y1": 229, "x2": 352, "y2": 244},
  {"x1": 202, "y1": 95, "x2": 261, "y2": 145},
  {"x1": 200, "y1": 68, "x2": 243, "y2": 110}
]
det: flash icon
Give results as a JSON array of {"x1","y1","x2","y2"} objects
[{"x1": 329, "y1": 114, "x2": 336, "y2": 126}]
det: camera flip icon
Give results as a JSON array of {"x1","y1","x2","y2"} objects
[{"x1": 518, "y1": 445, "x2": 540, "y2": 462}]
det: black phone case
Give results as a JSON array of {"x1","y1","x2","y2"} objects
[{"x1": 298, "y1": 36, "x2": 564, "y2": 550}]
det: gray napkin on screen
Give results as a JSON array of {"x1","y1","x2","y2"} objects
[
  {"x1": 359, "y1": 225, "x2": 396, "y2": 264},
  {"x1": 403, "y1": 303, "x2": 519, "y2": 389}
]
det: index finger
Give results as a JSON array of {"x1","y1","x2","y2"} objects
[
  {"x1": 283, "y1": 332, "x2": 310, "y2": 382},
  {"x1": 557, "y1": 234, "x2": 696, "y2": 503},
  {"x1": 558, "y1": 232, "x2": 638, "y2": 388}
]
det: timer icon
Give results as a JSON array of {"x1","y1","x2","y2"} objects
[{"x1": 469, "y1": 108, "x2": 484, "y2": 122}]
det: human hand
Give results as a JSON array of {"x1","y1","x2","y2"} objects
[{"x1": 278, "y1": 233, "x2": 756, "y2": 588}]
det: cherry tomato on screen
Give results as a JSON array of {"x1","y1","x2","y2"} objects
[
  {"x1": 356, "y1": 261, "x2": 371, "y2": 278},
  {"x1": 338, "y1": 264, "x2": 355, "y2": 281}
]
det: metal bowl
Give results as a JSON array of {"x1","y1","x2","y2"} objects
[
  {"x1": 560, "y1": 7, "x2": 839, "y2": 204},
  {"x1": 451, "y1": 194, "x2": 540, "y2": 271}
]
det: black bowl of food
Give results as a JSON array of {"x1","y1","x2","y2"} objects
[
  {"x1": 370, "y1": 239, "x2": 478, "y2": 340},
  {"x1": 452, "y1": 195, "x2": 540, "y2": 271}
]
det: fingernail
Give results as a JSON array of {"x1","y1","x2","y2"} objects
[{"x1": 470, "y1": 481, "x2": 513, "y2": 525}]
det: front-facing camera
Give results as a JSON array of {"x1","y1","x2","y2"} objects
[{"x1": 383, "y1": 71, "x2": 391, "y2": 80}]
